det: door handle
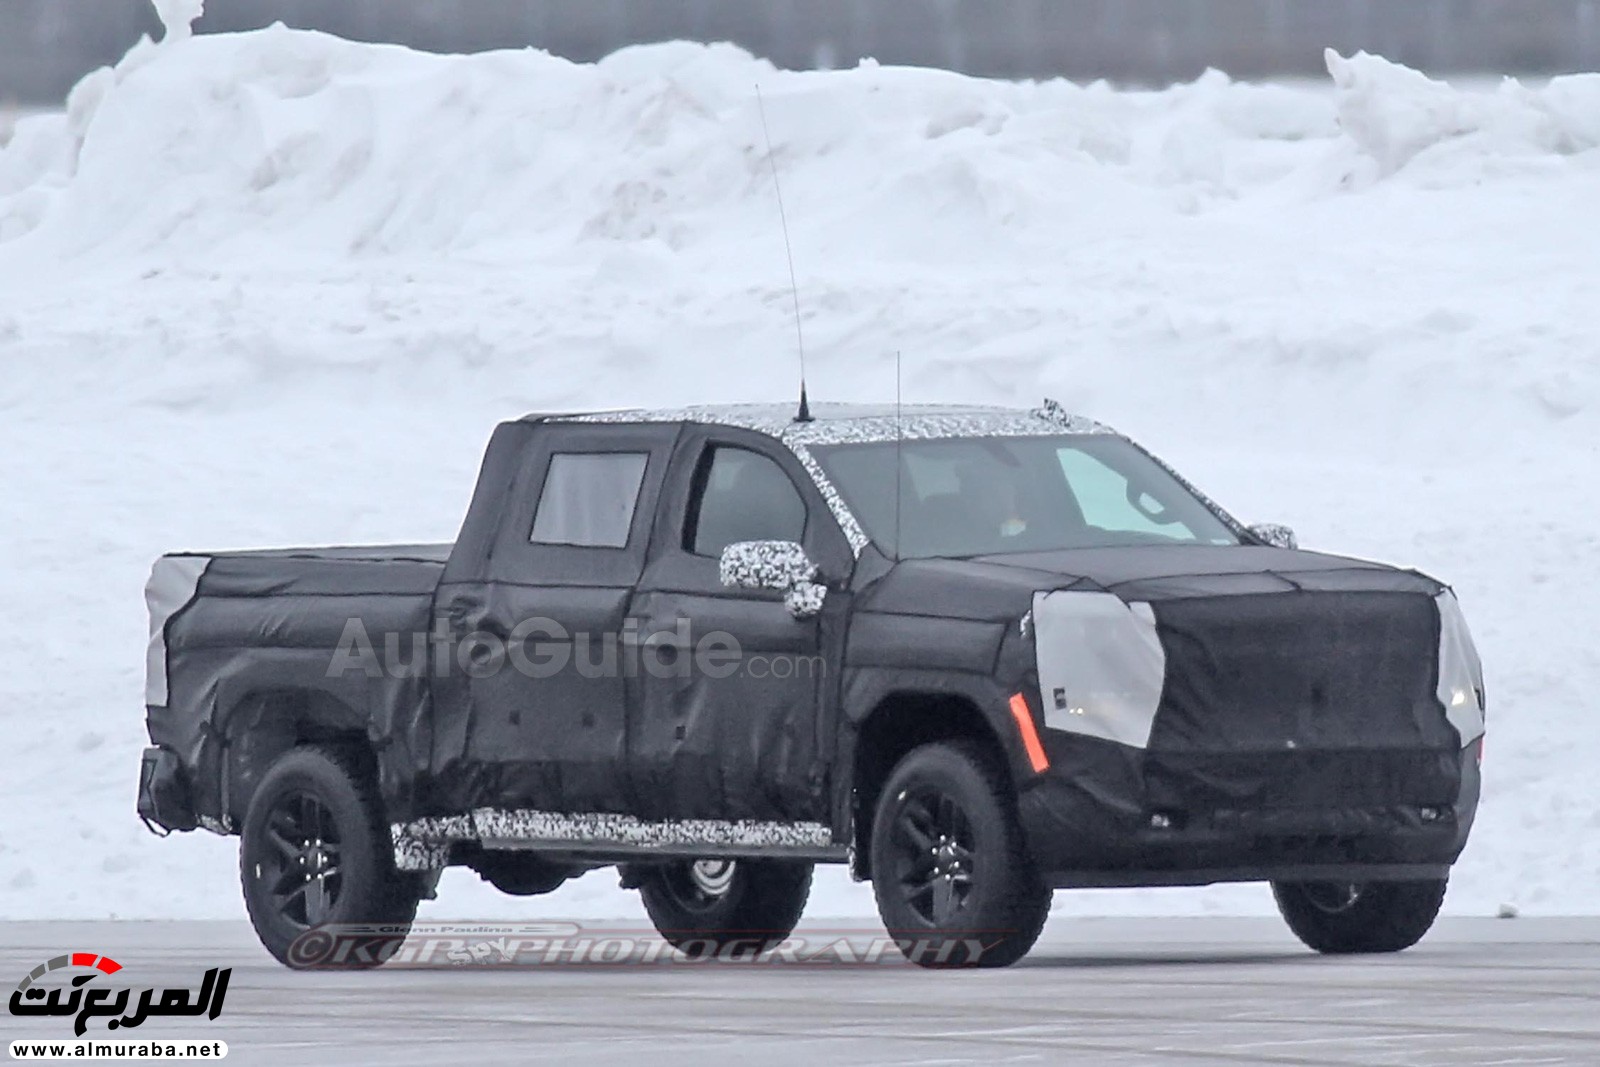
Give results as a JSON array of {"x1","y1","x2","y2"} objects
[
  {"x1": 443, "y1": 604, "x2": 473, "y2": 634},
  {"x1": 650, "y1": 635, "x2": 693, "y2": 651},
  {"x1": 622, "y1": 625, "x2": 692, "y2": 651},
  {"x1": 444, "y1": 607, "x2": 508, "y2": 642}
]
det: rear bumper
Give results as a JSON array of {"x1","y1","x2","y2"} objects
[
  {"x1": 137, "y1": 745, "x2": 198, "y2": 833},
  {"x1": 1019, "y1": 738, "x2": 1481, "y2": 887}
]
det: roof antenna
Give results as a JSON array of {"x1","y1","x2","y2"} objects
[
  {"x1": 894, "y1": 350, "x2": 904, "y2": 560},
  {"x1": 755, "y1": 83, "x2": 812, "y2": 423}
]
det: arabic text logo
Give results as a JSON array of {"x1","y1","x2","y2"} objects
[{"x1": 9, "y1": 952, "x2": 230, "y2": 1037}]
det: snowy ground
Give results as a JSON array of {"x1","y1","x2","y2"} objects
[
  {"x1": 1, "y1": 11, "x2": 1597, "y2": 921},
  {"x1": 0, "y1": 105, "x2": 46, "y2": 148}
]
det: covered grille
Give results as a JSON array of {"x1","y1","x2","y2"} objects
[{"x1": 1143, "y1": 590, "x2": 1459, "y2": 812}]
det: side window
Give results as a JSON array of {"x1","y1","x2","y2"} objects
[
  {"x1": 686, "y1": 447, "x2": 807, "y2": 557},
  {"x1": 530, "y1": 452, "x2": 650, "y2": 548}
]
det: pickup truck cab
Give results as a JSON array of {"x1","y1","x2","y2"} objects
[{"x1": 139, "y1": 402, "x2": 1485, "y2": 967}]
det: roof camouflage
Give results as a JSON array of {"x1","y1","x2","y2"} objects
[{"x1": 539, "y1": 399, "x2": 1115, "y2": 446}]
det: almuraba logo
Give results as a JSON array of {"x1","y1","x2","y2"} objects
[{"x1": 9, "y1": 951, "x2": 230, "y2": 1037}]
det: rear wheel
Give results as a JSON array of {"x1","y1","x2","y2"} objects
[
  {"x1": 240, "y1": 746, "x2": 422, "y2": 968},
  {"x1": 869, "y1": 740, "x2": 1050, "y2": 968},
  {"x1": 638, "y1": 858, "x2": 812, "y2": 958},
  {"x1": 1272, "y1": 877, "x2": 1448, "y2": 954}
]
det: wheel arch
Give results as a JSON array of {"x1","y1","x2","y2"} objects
[
  {"x1": 844, "y1": 678, "x2": 1019, "y2": 880},
  {"x1": 217, "y1": 687, "x2": 373, "y2": 828}
]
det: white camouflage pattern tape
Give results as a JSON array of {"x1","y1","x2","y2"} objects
[
  {"x1": 390, "y1": 809, "x2": 834, "y2": 869},
  {"x1": 558, "y1": 401, "x2": 1114, "y2": 557}
]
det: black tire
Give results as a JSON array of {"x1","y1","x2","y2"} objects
[
  {"x1": 240, "y1": 746, "x2": 422, "y2": 968},
  {"x1": 638, "y1": 858, "x2": 813, "y2": 959},
  {"x1": 1272, "y1": 877, "x2": 1448, "y2": 954},
  {"x1": 869, "y1": 740, "x2": 1050, "y2": 968}
]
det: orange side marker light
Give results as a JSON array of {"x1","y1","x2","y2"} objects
[{"x1": 1009, "y1": 693, "x2": 1050, "y2": 774}]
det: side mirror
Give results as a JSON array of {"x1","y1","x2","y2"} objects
[
  {"x1": 1248, "y1": 523, "x2": 1298, "y2": 550},
  {"x1": 719, "y1": 540, "x2": 827, "y2": 619}
]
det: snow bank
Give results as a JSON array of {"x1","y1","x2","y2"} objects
[
  {"x1": 1328, "y1": 48, "x2": 1600, "y2": 176},
  {"x1": 1, "y1": 25, "x2": 1597, "y2": 923},
  {"x1": 151, "y1": 0, "x2": 204, "y2": 43}
]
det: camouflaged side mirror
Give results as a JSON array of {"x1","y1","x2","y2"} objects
[
  {"x1": 718, "y1": 540, "x2": 827, "y2": 619},
  {"x1": 1248, "y1": 523, "x2": 1299, "y2": 550}
]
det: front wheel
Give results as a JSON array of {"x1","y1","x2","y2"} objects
[
  {"x1": 240, "y1": 746, "x2": 422, "y2": 968},
  {"x1": 1272, "y1": 877, "x2": 1448, "y2": 954},
  {"x1": 869, "y1": 740, "x2": 1051, "y2": 968},
  {"x1": 638, "y1": 858, "x2": 812, "y2": 958}
]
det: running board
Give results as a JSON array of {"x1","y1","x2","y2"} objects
[{"x1": 392, "y1": 809, "x2": 842, "y2": 870}]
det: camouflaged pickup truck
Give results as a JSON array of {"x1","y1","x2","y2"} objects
[{"x1": 139, "y1": 402, "x2": 1485, "y2": 967}]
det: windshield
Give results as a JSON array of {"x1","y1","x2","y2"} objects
[{"x1": 809, "y1": 435, "x2": 1240, "y2": 558}]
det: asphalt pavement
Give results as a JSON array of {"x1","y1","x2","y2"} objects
[{"x1": 5, "y1": 916, "x2": 1598, "y2": 1065}]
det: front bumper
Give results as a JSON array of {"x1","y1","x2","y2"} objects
[{"x1": 1018, "y1": 736, "x2": 1481, "y2": 888}]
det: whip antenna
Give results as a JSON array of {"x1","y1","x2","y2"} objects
[
  {"x1": 755, "y1": 83, "x2": 812, "y2": 423},
  {"x1": 894, "y1": 350, "x2": 904, "y2": 559}
]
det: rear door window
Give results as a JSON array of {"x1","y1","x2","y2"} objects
[{"x1": 530, "y1": 452, "x2": 650, "y2": 548}]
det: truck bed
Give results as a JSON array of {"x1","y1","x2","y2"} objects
[{"x1": 142, "y1": 544, "x2": 452, "y2": 832}]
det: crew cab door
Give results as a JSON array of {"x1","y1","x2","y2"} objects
[
  {"x1": 432, "y1": 421, "x2": 679, "y2": 815},
  {"x1": 626, "y1": 425, "x2": 853, "y2": 823}
]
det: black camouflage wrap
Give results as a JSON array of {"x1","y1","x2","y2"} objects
[
  {"x1": 139, "y1": 403, "x2": 1483, "y2": 888},
  {"x1": 990, "y1": 547, "x2": 1481, "y2": 882},
  {"x1": 140, "y1": 545, "x2": 448, "y2": 835}
]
